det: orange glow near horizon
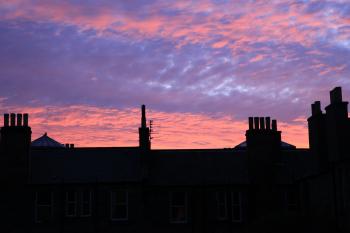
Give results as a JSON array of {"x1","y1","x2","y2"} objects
[{"x1": 1, "y1": 104, "x2": 309, "y2": 149}]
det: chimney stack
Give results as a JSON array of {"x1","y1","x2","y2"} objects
[
  {"x1": 17, "y1": 113, "x2": 22, "y2": 126},
  {"x1": 4, "y1": 113, "x2": 9, "y2": 127},
  {"x1": 23, "y1": 113, "x2": 28, "y2": 126},
  {"x1": 272, "y1": 119, "x2": 277, "y2": 131},
  {"x1": 248, "y1": 117, "x2": 254, "y2": 130},
  {"x1": 10, "y1": 113, "x2": 16, "y2": 126}
]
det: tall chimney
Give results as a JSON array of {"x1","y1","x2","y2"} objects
[
  {"x1": 10, "y1": 113, "x2": 16, "y2": 126},
  {"x1": 248, "y1": 117, "x2": 254, "y2": 130},
  {"x1": 23, "y1": 113, "x2": 29, "y2": 126},
  {"x1": 254, "y1": 117, "x2": 259, "y2": 130},
  {"x1": 265, "y1": 117, "x2": 271, "y2": 130},
  {"x1": 330, "y1": 87, "x2": 342, "y2": 104},
  {"x1": 17, "y1": 114, "x2": 22, "y2": 126},
  {"x1": 141, "y1": 105, "x2": 146, "y2": 128},
  {"x1": 4, "y1": 113, "x2": 9, "y2": 127},
  {"x1": 260, "y1": 117, "x2": 265, "y2": 130},
  {"x1": 139, "y1": 104, "x2": 150, "y2": 150},
  {"x1": 272, "y1": 119, "x2": 277, "y2": 131}
]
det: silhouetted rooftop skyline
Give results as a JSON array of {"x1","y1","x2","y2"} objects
[{"x1": 0, "y1": 1, "x2": 349, "y2": 148}]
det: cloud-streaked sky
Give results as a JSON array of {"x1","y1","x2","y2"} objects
[{"x1": 0, "y1": 0, "x2": 349, "y2": 148}]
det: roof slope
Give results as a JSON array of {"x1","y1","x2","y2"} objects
[
  {"x1": 31, "y1": 133, "x2": 64, "y2": 148},
  {"x1": 30, "y1": 147, "x2": 141, "y2": 184},
  {"x1": 148, "y1": 149, "x2": 249, "y2": 185},
  {"x1": 235, "y1": 141, "x2": 296, "y2": 149},
  {"x1": 30, "y1": 147, "x2": 312, "y2": 185}
]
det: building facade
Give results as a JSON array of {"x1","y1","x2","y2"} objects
[{"x1": 0, "y1": 87, "x2": 348, "y2": 233}]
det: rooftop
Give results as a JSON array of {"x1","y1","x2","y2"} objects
[{"x1": 31, "y1": 133, "x2": 65, "y2": 148}]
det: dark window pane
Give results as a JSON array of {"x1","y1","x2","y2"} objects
[
  {"x1": 112, "y1": 205, "x2": 127, "y2": 219},
  {"x1": 217, "y1": 192, "x2": 226, "y2": 203},
  {"x1": 82, "y1": 203, "x2": 90, "y2": 215},
  {"x1": 216, "y1": 192, "x2": 227, "y2": 220},
  {"x1": 232, "y1": 192, "x2": 240, "y2": 205},
  {"x1": 67, "y1": 191, "x2": 76, "y2": 202},
  {"x1": 81, "y1": 191, "x2": 91, "y2": 216},
  {"x1": 232, "y1": 192, "x2": 242, "y2": 222},
  {"x1": 115, "y1": 191, "x2": 127, "y2": 204},
  {"x1": 218, "y1": 205, "x2": 226, "y2": 219},
  {"x1": 37, "y1": 191, "x2": 51, "y2": 205},
  {"x1": 172, "y1": 206, "x2": 186, "y2": 222},
  {"x1": 111, "y1": 191, "x2": 128, "y2": 220},
  {"x1": 66, "y1": 191, "x2": 77, "y2": 217},
  {"x1": 232, "y1": 206, "x2": 241, "y2": 221},
  {"x1": 36, "y1": 191, "x2": 52, "y2": 223},
  {"x1": 67, "y1": 203, "x2": 76, "y2": 216},
  {"x1": 37, "y1": 206, "x2": 52, "y2": 223},
  {"x1": 287, "y1": 191, "x2": 296, "y2": 204},
  {"x1": 286, "y1": 190, "x2": 297, "y2": 211},
  {"x1": 170, "y1": 192, "x2": 187, "y2": 222},
  {"x1": 172, "y1": 192, "x2": 186, "y2": 206},
  {"x1": 82, "y1": 191, "x2": 90, "y2": 202}
]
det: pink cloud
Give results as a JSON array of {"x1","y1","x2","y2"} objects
[
  {"x1": 0, "y1": 0, "x2": 346, "y2": 53},
  {"x1": 0, "y1": 103, "x2": 308, "y2": 149},
  {"x1": 249, "y1": 54, "x2": 265, "y2": 63}
]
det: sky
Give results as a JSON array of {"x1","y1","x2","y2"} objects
[{"x1": 0, "y1": 0, "x2": 349, "y2": 148}]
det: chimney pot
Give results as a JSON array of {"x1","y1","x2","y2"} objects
[
  {"x1": 23, "y1": 113, "x2": 29, "y2": 126},
  {"x1": 265, "y1": 117, "x2": 271, "y2": 130},
  {"x1": 311, "y1": 101, "x2": 322, "y2": 115},
  {"x1": 248, "y1": 117, "x2": 253, "y2": 130},
  {"x1": 10, "y1": 113, "x2": 16, "y2": 126},
  {"x1": 70, "y1": 144, "x2": 74, "y2": 149},
  {"x1": 254, "y1": 117, "x2": 260, "y2": 130},
  {"x1": 17, "y1": 113, "x2": 22, "y2": 126},
  {"x1": 141, "y1": 105, "x2": 146, "y2": 128},
  {"x1": 272, "y1": 119, "x2": 277, "y2": 131},
  {"x1": 65, "y1": 143, "x2": 70, "y2": 148},
  {"x1": 260, "y1": 117, "x2": 265, "y2": 130},
  {"x1": 4, "y1": 113, "x2": 9, "y2": 127}
]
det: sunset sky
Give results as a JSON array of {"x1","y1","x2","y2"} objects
[{"x1": 0, "y1": 0, "x2": 349, "y2": 148}]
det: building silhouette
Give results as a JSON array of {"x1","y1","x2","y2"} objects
[{"x1": 0, "y1": 87, "x2": 348, "y2": 233}]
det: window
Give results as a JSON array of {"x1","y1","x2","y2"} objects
[
  {"x1": 35, "y1": 191, "x2": 53, "y2": 223},
  {"x1": 231, "y1": 191, "x2": 242, "y2": 222},
  {"x1": 110, "y1": 190, "x2": 128, "y2": 221},
  {"x1": 65, "y1": 191, "x2": 77, "y2": 217},
  {"x1": 286, "y1": 190, "x2": 297, "y2": 211},
  {"x1": 80, "y1": 190, "x2": 92, "y2": 217},
  {"x1": 170, "y1": 191, "x2": 187, "y2": 223},
  {"x1": 338, "y1": 168, "x2": 346, "y2": 211},
  {"x1": 216, "y1": 191, "x2": 228, "y2": 220}
]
